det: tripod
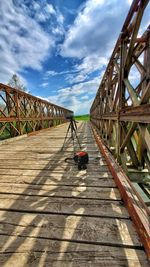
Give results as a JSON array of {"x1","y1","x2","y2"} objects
[{"x1": 61, "y1": 118, "x2": 81, "y2": 151}]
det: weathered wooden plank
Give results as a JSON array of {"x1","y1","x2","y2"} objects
[
  {"x1": 0, "y1": 164, "x2": 110, "y2": 173},
  {"x1": 0, "y1": 150, "x2": 101, "y2": 158},
  {"x1": 0, "y1": 157, "x2": 107, "y2": 165},
  {"x1": 0, "y1": 153, "x2": 102, "y2": 160},
  {"x1": 0, "y1": 143, "x2": 98, "y2": 148},
  {"x1": 0, "y1": 211, "x2": 141, "y2": 246},
  {"x1": 0, "y1": 142, "x2": 99, "y2": 148},
  {"x1": 0, "y1": 176, "x2": 115, "y2": 187},
  {"x1": 0, "y1": 194, "x2": 128, "y2": 218},
  {"x1": 0, "y1": 137, "x2": 97, "y2": 147},
  {"x1": 0, "y1": 184, "x2": 121, "y2": 199},
  {"x1": 0, "y1": 169, "x2": 112, "y2": 178},
  {"x1": 0, "y1": 121, "x2": 148, "y2": 266},
  {"x1": 0, "y1": 237, "x2": 148, "y2": 267},
  {"x1": 0, "y1": 140, "x2": 97, "y2": 148}
]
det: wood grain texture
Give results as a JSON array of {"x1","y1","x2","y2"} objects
[{"x1": 0, "y1": 122, "x2": 148, "y2": 266}]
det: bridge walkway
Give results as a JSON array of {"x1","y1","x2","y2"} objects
[{"x1": 0, "y1": 121, "x2": 149, "y2": 266}]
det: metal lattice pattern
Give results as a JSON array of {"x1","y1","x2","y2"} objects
[
  {"x1": 0, "y1": 83, "x2": 73, "y2": 139},
  {"x1": 90, "y1": 0, "x2": 150, "y2": 174}
]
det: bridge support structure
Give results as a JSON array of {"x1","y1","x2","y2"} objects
[
  {"x1": 0, "y1": 83, "x2": 73, "y2": 139},
  {"x1": 92, "y1": 126, "x2": 150, "y2": 260},
  {"x1": 90, "y1": 0, "x2": 150, "y2": 189}
]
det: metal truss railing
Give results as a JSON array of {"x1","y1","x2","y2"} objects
[
  {"x1": 90, "y1": 0, "x2": 150, "y2": 177},
  {"x1": 0, "y1": 83, "x2": 73, "y2": 139}
]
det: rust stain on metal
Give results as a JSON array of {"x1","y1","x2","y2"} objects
[
  {"x1": 92, "y1": 126, "x2": 150, "y2": 260},
  {"x1": 0, "y1": 83, "x2": 73, "y2": 138},
  {"x1": 90, "y1": 0, "x2": 150, "y2": 175}
]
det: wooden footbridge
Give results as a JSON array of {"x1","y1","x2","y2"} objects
[{"x1": 0, "y1": 0, "x2": 150, "y2": 266}]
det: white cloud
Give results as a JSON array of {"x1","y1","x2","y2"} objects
[
  {"x1": 41, "y1": 82, "x2": 49, "y2": 87},
  {"x1": 65, "y1": 73, "x2": 89, "y2": 84},
  {"x1": 44, "y1": 69, "x2": 79, "y2": 78},
  {"x1": 60, "y1": 0, "x2": 129, "y2": 59},
  {"x1": 52, "y1": 27, "x2": 64, "y2": 36},
  {"x1": 0, "y1": 0, "x2": 57, "y2": 83},
  {"x1": 45, "y1": 55, "x2": 108, "y2": 85},
  {"x1": 127, "y1": 0, "x2": 132, "y2": 5},
  {"x1": 35, "y1": 3, "x2": 57, "y2": 22},
  {"x1": 57, "y1": 12, "x2": 64, "y2": 24},
  {"x1": 59, "y1": 0, "x2": 130, "y2": 87},
  {"x1": 46, "y1": 70, "x2": 58, "y2": 76},
  {"x1": 66, "y1": 55, "x2": 108, "y2": 84},
  {"x1": 75, "y1": 55, "x2": 108, "y2": 74},
  {"x1": 81, "y1": 95, "x2": 89, "y2": 100},
  {"x1": 47, "y1": 76, "x2": 101, "y2": 114},
  {"x1": 49, "y1": 93, "x2": 92, "y2": 115},
  {"x1": 58, "y1": 76, "x2": 99, "y2": 96},
  {"x1": 128, "y1": 65, "x2": 141, "y2": 88},
  {"x1": 31, "y1": 1, "x2": 65, "y2": 36},
  {"x1": 46, "y1": 4, "x2": 56, "y2": 15},
  {"x1": 32, "y1": 2, "x2": 40, "y2": 11}
]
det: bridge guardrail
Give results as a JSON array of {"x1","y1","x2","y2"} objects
[
  {"x1": 0, "y1": 83, "x2": 73, "y2": 139},
  {"x1": 90, "y1": 0, "x2": 150, "y2": 174}
]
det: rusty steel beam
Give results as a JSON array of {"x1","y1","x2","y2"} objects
[
  {"x1": 0, "y1": 116, "x2": 68, "y2": 122},
  {"x1": 91, "y1": 102, "x2": 150, "y2": 123},
  {"x1": 0, "y1": 83, "x2": 73, "y2": 138},
  {"x1": 0, "y1": 83, "x2": 70, "y2": 111},
  {"x1": 90, "y1": 0, "x2": 150, "y2": 176},
  {"x1": 92, "y1": 126, "x2": 150, "y2": 260}
]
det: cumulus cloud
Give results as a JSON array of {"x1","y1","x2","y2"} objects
[
  {"x1": 45, "y1": 55, "x2": 108, "y2": 85},
  {"x1": 46, "y1": 4, "x2": 56, "y2": 15},
  {"x1": 47, "y1": 76, "x2": 101, "y2": 114},
  {"x1": 60, "y1": 0, "x2": 129, "y2": 59},
  {"x1": 56, "y1": 11, "x2": 64, "y2": 25},
  {"x1": 75, "y1": 55, "x2": 108, "y2": 74},
  {"x1": 59, "y1": 0, "x2": 149, "y2": 92},
  {"x1": 65, "y1": 73, "x2": 89, "y2": 84},
  {"x1": 59, "y1": 0, "x2": 131, "y2": 86},
  {"x1": 49, "y1": 93, "x2": 93, "y2": 115},
  {"x1": 44, "y1": 69, "x2": 79, "y2": 80},
  {"x1": 33, "y1": 2, "x2": 65, "y2": 35},
  {"x1": 0, "y1": 0, "x2": 63, "y2": 83},
  {"x1": 45, "y1": 70, "x2": 59, "y2": 76},
  {"x1": 34, "y1": 3, "x2": 56, "y2": 23},
  {"x1": 41, "y1": 82, "x2": 49, "y2": 87},
  {"x1": 66, "y1": 55, "x2": 108, "y2": 84}
]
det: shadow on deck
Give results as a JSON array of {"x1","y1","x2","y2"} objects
[{"x1": 0, "y1": 122, "x2": 149, "y2": 266}]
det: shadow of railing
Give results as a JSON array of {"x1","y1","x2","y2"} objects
[{"x1": 0, "y1": 122, "x2": 147, "y2": 266}]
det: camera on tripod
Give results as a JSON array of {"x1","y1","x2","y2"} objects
[
  {"x1": 62, "y1": 113, "x2": 89, "y2": 170},
  {"x1": 65, "y1": 115, "x2": 74, "y2": 120},
  {"x1": 62, "y1": 114, "x2": 80, "y2": 150}
]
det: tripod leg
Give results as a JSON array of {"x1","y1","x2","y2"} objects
[
  {"x1": 61, "y1": 124, "x2": 71, "y2": 150},
  {"x1": 71, "y1": 120, "x2": 81, "y2": 149}
]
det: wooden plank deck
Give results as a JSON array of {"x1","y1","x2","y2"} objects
[{"x1": 0, "y1": 122, "x2": 149, "y2": 266}]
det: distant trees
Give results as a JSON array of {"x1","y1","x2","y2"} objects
[{"x1": 8, "y1": 74, "x2": 27, "y2": 92}]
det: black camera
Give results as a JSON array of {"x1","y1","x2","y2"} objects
[{"x1": 65, "y1": 115, "x2": 74, "y2": 120}]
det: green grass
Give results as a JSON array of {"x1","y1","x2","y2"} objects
[
  {"x1": 0, "y1": 129, "x2": 11, "y2": 140},
  {"x1": 74, "y1": 114, "x2": 90, "y2": 121}
]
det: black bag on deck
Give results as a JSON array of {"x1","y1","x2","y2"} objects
[{"x1": 65, "y1": 151, "x2": 89, "y2": 170}]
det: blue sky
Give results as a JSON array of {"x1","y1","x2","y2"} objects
[{"x1": 0, "y1": 0, "x2": 149, "y2": 114}]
